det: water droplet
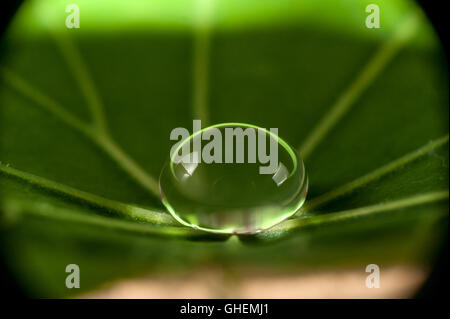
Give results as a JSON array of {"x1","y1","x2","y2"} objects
[{"x1": 159, "y1": 123, "x2": 308, "y2": 234}]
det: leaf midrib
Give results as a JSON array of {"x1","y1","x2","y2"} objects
[{"x1": 2, "y1": 168, "x2": 447, "y2": 240}]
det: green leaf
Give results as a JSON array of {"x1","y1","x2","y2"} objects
[{"x1": 0, "y1": 0, "x2": 448, "y2": 297}]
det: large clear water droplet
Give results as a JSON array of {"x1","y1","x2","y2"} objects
[{"x1": 159, "y1": 123, "x2": 308, "y2": 234}]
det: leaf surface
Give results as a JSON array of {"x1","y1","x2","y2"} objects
[{"x1": 0, "y1": 0, "x2": 448, "y2": 297}]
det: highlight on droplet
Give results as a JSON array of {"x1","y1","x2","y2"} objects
[{"x1": 159, "y1": 122, "x2": 308, "y2": 234}]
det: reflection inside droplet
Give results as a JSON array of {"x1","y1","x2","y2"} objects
[{"x1": 159, "y1": 123, "x2": 308, "y2": 234}]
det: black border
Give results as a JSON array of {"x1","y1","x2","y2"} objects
[{"x1": 0, "y1": 0, "x2": 448, "y2": 303}]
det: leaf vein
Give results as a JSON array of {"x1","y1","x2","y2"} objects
[
  {"x1": 302, "y1": 134, "x2": 449, "y2": 212},
  {"x1": 0, "y1": 67, "x2": 160, "y2": 196},
  {"x1": 278, "y1": 190, "x2": 448, "y2": 233},
  {"x1": 49, "y1": 29, "x2": 108, "y2": 134},
  {"x1": 0, "y1": 163, "x2": 175, "y2": 225},
  {"x1": 192, "y1": 0, "x2": 214, "y2": 124},
  {"x1": 299, "y1": 11, "x2": 421, "y2": 158}
]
